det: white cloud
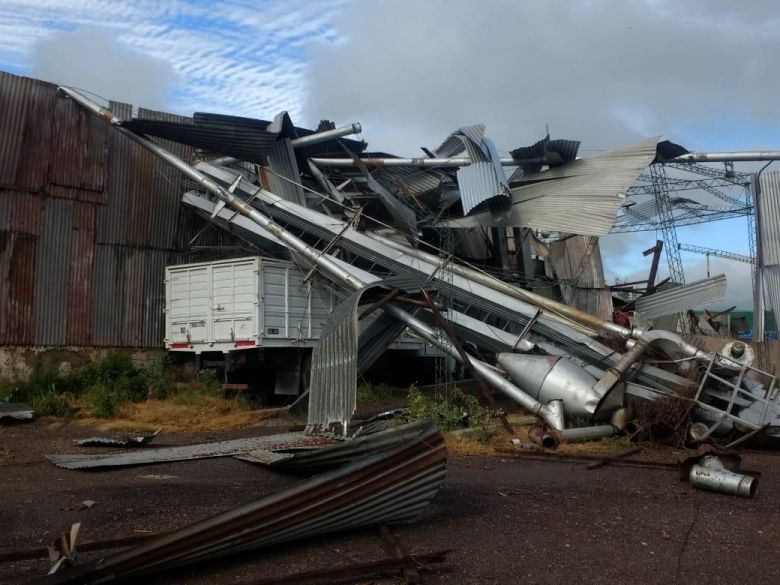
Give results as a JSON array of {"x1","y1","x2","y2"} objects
[{"x1": 0, "y1": 0, "x2": 349, "y2": 117}]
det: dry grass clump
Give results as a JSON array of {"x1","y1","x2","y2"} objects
[
  {"x1": 77, "y1": 398, "x2": 288, "y2": 433},
  {"x1": 632, "y1": 386, "x2": 696, "y2": 446}
]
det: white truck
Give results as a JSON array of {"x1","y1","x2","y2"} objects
[{"x1": 164, "y1": 256, "x2": 433, "y2": 396}]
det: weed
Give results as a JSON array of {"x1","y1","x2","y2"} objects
[
  {"x1": 143, "y1": 354, "x2": 174, "y2": 399},
  {"x1": 357, "y1": 382, "x2": 401, "y2": 404},
  {"x1": 600, "y1": 434, "x2": 634, "y2": 450},
  {"x1": 196, "y1": 370, "x2": 223, "y2": 397},
  {"x1": 402, "y1": 385, "x2": 499, "y2": 440}
]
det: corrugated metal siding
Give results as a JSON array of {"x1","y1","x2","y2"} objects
[
  {"x1": 635, "y1": 274, "x2": 727, "y2": 319},
  {"x1": 754, "y1": 172, "x2": 780, "y2": 323},
  {"x1": 457, "y1": 161, "x2": 506, "y2": 215},
  {"x1": 263, "y1": 138, "x2": 306, "y2": 206},
  {"x1": 0, "y1": 71, "x2": 241, "y2": 348},
  {"x1": 66, "y1": 202, "x2": 95, "y2": 345},
  {"x1": 33, "y1": 198, "x2": 73, "y2": 345},
  {"x1": 48, "y1": 94, "x2": 108, "y2": 194},
  {"x1": 0, "y1": 72, "x2": 56, "y2": 191},
  {"x1": 442, "y1": 137, "x2": 658, "y2": 236},
  {"x1": 755, "y1": 172, "x2": 780, "y2": 265}
]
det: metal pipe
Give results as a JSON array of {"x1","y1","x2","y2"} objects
[
  {"x1": 675, "y1": 151, "x2": 780, "y2": 163},
  {"x1": 368, "y1": 233, "x2": 630, "y2": 337},
  {"x1": 689, "y1": 456, "x2": 757, "y2": 498},
  {"x1": 528, "y1": 424, "x2": 560, "y2": 449},
  {"x1": 59, "y1": 87, "x2": 562, "y2": 429},
  {"x1": 559, "y1": 425, "x2": 618, "y2": 443},
  {"x1": 290, "y1": 123, "x2": 362, "y2": 149},
  {"x1": 307, "y1": 160, "x2": 345, "y2": 203},
  {"x1": 309, "y1": 156, "x2": 545, "y2": 169}
]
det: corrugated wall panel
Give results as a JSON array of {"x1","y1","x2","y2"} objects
[
  {"x1": 0, "y1": 72, "x2": 56, "y2": 191},
  {"x1": 123, "y1": 248, "x2": 145, "y2": 347},
  {"x1": 66, "y1": 202, "x2": 95, "y2": 345},
  {"x1": 33, "y1": 198, "x2": 73, "y2": 345},
  {"x1": 0, "y1": 73, "x2": 248, "y2": 348},
  {"x1": 142, "y1": 250, "x2": 168, "y2": 346},
  {"x1": 96, "y1": 101, "x2": 132, "y2": 245},
  {"x1": 48, "y1": 94, "x2": 109, "y2": 194},
  {"x1": 135, "y1": 108, "x2": 193, "y2": 250},
  {"x1": 0, "y1": 234, "x2": 37, "y2": 345},
  {"x1": 91, "y1": 244, "x2": 124, "y2": 347}
]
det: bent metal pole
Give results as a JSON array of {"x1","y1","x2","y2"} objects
[{"x1": 58, "y1": 87, "x2": 560, "y2": 427}]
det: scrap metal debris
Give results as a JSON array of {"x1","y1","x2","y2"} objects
[
  {"x1": 32, "y1": 421, "x2": 447, "y2": 584},
  {"x1": 0, "y1": 402, "x2": 34, "y2": 423},
  {"x1": 49, "y1": 432, "x2": 336, "y2": 470},
  {"x1": 56, "y1": 87, "x2": 780, "y2": 468},
  {"x1": 74, "y1": 429, "x2": 161, "y2": 448}
]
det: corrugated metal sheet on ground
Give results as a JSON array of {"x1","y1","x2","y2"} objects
[
  {"x1": 441, "y1": 137, "x2": 658, "y2": 236},
  {"x1": 635, "y1": 274, "x2": 727, "y2": 319},
  {"x1": 49, "y1": 432, "x2": 328, "y2": 469}
]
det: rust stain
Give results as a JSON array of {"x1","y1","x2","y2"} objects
[{"x1": 66, "y1": 202, "x2": 95, "y2": 345}]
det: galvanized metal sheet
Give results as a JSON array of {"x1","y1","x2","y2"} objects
[
  {"x1": 42, "y1": 422, "x2": 446, "y2": 584},
  {"x1": 49, "y1": 431, "x2": 326, "y2": 470},
  {"x1": 442, "y1": 137, "x2": 658, "y2": 235},
  {"x1": 754, "y1": 172, "x2": 780, "y2": 265},
  {"x1": 635, "y1": 274, "x2": 727, "y2": 319},
  {"x1": 457, "y1": 161, "x2": 506, "y2": 215},
  {"x1": 263, "y1": 138, "x2": 306, "y2": 206}
]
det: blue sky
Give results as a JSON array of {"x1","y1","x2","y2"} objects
[{"x1": 3, "y1": 0, "x2": 779, "y2": 308}]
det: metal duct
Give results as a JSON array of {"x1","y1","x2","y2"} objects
[{"x1": 496, "y1": 354, "x2": 615, "y2": 419}]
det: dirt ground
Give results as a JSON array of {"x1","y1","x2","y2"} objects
[{"x1": 2, "y1": 419, "x2": 779, "y2": 585}]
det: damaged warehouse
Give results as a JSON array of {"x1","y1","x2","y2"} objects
[{"x1": 2, "y1": 70, "x2": 780, "y2": 583}]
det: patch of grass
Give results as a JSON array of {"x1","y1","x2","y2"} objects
[
  {"x1": 357, "y1": 382, "x2": 402, "y2": 404},
  {"x1": 0, "y1": 362, "x2": 80, "y2": 418},
  {"x1": 599, "y1": 434, "x2": 634, "y2": 450},
  {"x1": 402, "y1": 385, "x2": 500, "y2": 440}
]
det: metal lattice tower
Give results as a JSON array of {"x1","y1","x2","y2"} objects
[
  {"x1": 650, "y1": 163, "x2": 689, "y2": 332},
  {"x1": 745, "y1": 182, "x2": 758, "y2": 291},
  {"x1": 434, "y1": 228, "x2": 454, "y2": 400},
  {"x1": 650, "y1": 164, "x2": 685, "y2": 285}
]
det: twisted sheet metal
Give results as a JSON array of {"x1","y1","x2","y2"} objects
[
  {"x1": 307, "y1": 274, "x2": 431, "y2": 434},
  {"x1": 442, "y1": 137, "x2": 658, "y2": 236},
  {"x1": 122, "y1": 113, "x2": 280, "y2": 163},
  {"x1": 634, "y1": 274, "x2": 727, "y2": 319},
  {"x1": 373, "y1": 165, "x2": 444, "y2": 197},
  {"x1": 48, "y1": 432, "x2": 333, "y2": 470},
  {"x1": 263, "y1": 138, "x2": 306, "y2": 206},
  {"x1": 458, "y1": 161, "x2": 505, "y2": 215},
  {"x1": 36, "y1": 421, "x2": 447, "y2": 585}
]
